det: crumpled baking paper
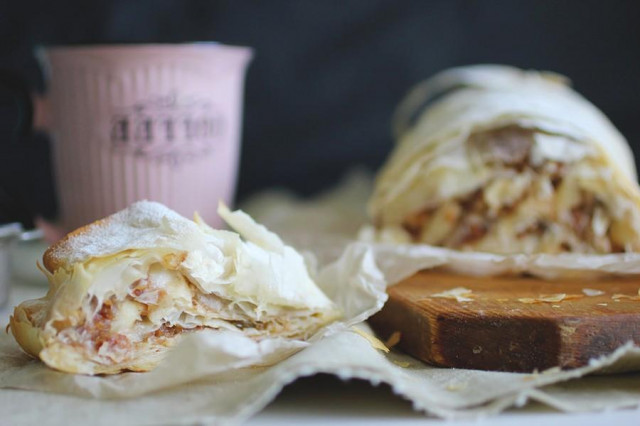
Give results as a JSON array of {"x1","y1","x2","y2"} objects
[
  {"x1": 2, "y1": 171, "x2": 640, "y2": 425},
  {"x1": 2, "y1": 322, "x2": 640, "y2": 425}
]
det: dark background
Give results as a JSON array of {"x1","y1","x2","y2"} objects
[{"x1": 2, "y1": 0, "x2": 640, "y2": 226}]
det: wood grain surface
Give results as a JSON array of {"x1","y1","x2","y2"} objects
[{"x1": 369, "y1": 271, "x2": 640, "y2": 372}]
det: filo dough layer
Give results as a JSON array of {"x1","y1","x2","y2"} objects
[
  {"x1": 10, "y1": 201, "x2": 340, "y2": 375},
  {"x1": 370, "y1": 65, "x2": 640, "y2": 254}
]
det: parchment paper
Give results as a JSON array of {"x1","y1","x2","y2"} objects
[{"x1": 2, "y1": 171, "x2": 640, "y2": 425}]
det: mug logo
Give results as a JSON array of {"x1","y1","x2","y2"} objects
[{"x1": 110, "y1": 93, "x2": 224, "y2": 166}]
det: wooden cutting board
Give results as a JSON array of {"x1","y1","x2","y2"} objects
[{"x1": 368, "y1": 271, "x2": 640, "y2": 372}]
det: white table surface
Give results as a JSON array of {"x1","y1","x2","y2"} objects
[{"x1": 2, "y1": 247, "x2": 640, "y2": 426}]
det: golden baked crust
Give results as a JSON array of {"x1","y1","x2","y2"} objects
[
  {"x1": 9, "y1": 303, "x2": 43, "y2": 359},
  {"x1": 12, "y1": 218, "x2": 115, "y2": 369},
  {"x1": 42, "y1": 217, "x2": 109, "y2": 273}
]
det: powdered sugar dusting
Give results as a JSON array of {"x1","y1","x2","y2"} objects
[
  {"x1": 43, "y1": 200, "x2": 338, "y2": 311},
  {"x1": 49, "y1": 201, "x2": 201, "y2": 268}
]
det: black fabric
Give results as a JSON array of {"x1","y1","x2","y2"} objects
[{"x1": 2, "y1": 0, "x2": 640, "y2": 224}]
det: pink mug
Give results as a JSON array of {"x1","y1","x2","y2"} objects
[{"x1": 30, "y1": 43, "x2": 253, "y2": 232}]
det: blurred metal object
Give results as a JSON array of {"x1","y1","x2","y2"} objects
[
  {"x1": 0, "y1": 223, "x2": 43, "y2": 307},
  {"x1": 12, "y1": 228, "x2": 48, "y2": 286},
  {"x1": 19, "y1": 227, "x2": 44, "y2": 242},
  {"x1": 0, "y1": 223, "x2": 22, "y2": 307}
]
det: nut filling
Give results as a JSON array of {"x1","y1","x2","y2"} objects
[
  {"x1": 38, "y1": 261, "x2": 322, "y2": 368},
  {"x1": 401, "y1": 126, "x2": 632, "y2": 254}
]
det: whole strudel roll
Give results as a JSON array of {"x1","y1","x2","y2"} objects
[
  {"x1": 370, "y1": 65, "x2": 640, "y2": 254},
  {"x1": 10, "y1": 201, "x2": 340, "y2": 374}
]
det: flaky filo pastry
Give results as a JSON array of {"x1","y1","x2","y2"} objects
[
  {"x1": 9, "y1": 201, "x2": 340, "y2": 375},
  {"x1": 370, "y1": 65, "x2": 640, "y2": 254}
]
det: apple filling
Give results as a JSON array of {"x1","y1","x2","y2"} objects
[
  {"x1": 400, "y1": 126, "x2": 640, "y2": 254},
  {"x1": 31, "y1": 258, "x2": 329, "y2": 369}
]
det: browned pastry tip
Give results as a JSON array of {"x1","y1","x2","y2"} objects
[{"x1": 42, "y1": 216, "x2": 111, "y2": 273}]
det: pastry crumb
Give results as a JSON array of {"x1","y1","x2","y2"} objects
[
  {"x1": 519, "y1": 294, "x2": 564, "y2": 304},
  {"x1": 384, "y1": 331, "x2": 401, "y2": 349},
  {"x1": 445, "y1": 381, "x2": 468, "y2": 391},
  {"x1": 542, "y1": 366, "x2": 561, "y2": 375},
  {"x1": 351, "y1": 327, "x2": 389, "y2": 353},
  {"x1": 518, "y1": 293, "x2": 583, "y2": 304},
  {"x1": 430, "y1": 287, "x2": 474, "y2": 302},
  {"x1": 582, "y1": 288, "x2": 604, "y2": 296},
  {"x1": 563, "y1": 294, "x2": 584, "y2": 301},
  {"x1": 611, "y1": 294, "x2": 640, "y2": 301}
]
